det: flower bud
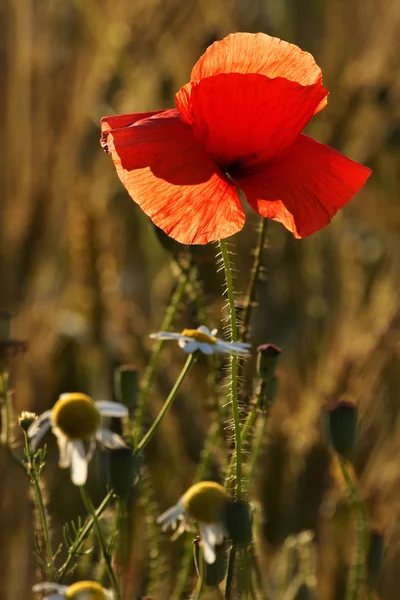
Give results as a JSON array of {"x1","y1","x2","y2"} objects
[
  {"x1": 18, "y1": 411, "x2": 38, "y2": 432},
  {"x1": 193, "y1": 537, "x2": 228, "y2": 586},
  {"x1": 114, "y1": 365, "x2": 139, "y2": 411},
  {"x1": 109, "y1": 447, "x2": 138, "y2": 496},
  {"x1": 256, "y1": 344, "x2": 282, "y2": 380},
  {"x1": 367, "y1": 529, "x2": 384, "y2": 590},
  {"x1": 322, "y1": 400, "x2": 358, "y2": 460},
  {"x1": 224, "y1": 499, "x2": 253, "y2": 545}
]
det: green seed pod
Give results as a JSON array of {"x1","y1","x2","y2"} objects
[
  {"x1": 322, "y1": 400, "x2": 358, "y2": 460},
  {"x1": 256, "y1": 344, "x2": 282, "y2": 381},
  {"x1": 224, "y1": 499, "x2": 253, "y2": 546},
  {"x1": 193, "y1": 537, "x2": 228, "y2": 586},
  {"x1": 109, "y1": 447, "x2": 138, "y2": 496},
  {"x1": 367, "y1": 529, "x2": 384, "y2": 590},
  {"x1": 114, "y1": 365, "x2": 139, "y2": 411}
]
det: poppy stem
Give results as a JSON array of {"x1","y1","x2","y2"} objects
[
  {"x1": 240, "y1": 218, "x2": 269, "y2": 343},
  {"x1": 219, "y1": 239, "x2": 242, "y2": 498},
  {"x1": 135, "y1": 353, "x2": 196, "y2": 455}
]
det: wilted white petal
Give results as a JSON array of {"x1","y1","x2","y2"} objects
[
  {"x1": 33, "y1": 583, "x2": 68, "y2": 593},
  {"x1": 179, "y1": 339, "x2": 198, "y2": 353},
  {"x1": 96, "y1": 428, "x2": 127, "y2": 449},
  {"x1": 199, "y1": 523, "x2": 223, "y2": 564},
  {"x1": 29, "y1": 420, "x2": 52, "y2": 452},
  {"x1": 150, "y1": 332, "x2": 185, "y2": 340},
  {"x1": 27, "y1": 411, "x2": 51, "y2": 438},
  {"x1": 198, "y1": 343, "x2": 214, "y2": 355},
  {"x1": 157, "y1": 502, "x2": 184, "y2": 530},
  {"x1": 56, "y1": 435, "x2": 72, "y2": 468},
  {"x1": 70, "y1": 440, "x2": 88, "y2": 486},
  {"x1": 95, "y1": 401, "x2": 128, "y2": 418}
]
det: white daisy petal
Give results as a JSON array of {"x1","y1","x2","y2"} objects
[
  {"x1": 198, "y1": 343, "x2": 214, "y2": 355},
  {"x1": 29, "y1": 420, "x2": 52, "y2": 452},
  {"x1": 157, "y1": 502, "x2": 184, "y2": 530},
  {"x1": 105, "y1": 591, "x2": 115, "y2": 600},
  {"x1": 56, "y1": 435, "x2": 72, "y2": 468},
  {"x1": 44, "y1": 594, "x2": 66, "y2": 600},
  {"x1": 95, "y1": 401, "x2": 128, "y2": 418},
  {"x1": 199, "y1": 523, "x2": 218, "y2": 564},
  {"x1": 179, "y1": 339, "x2": 199, "y2": 353},
  {"x1": 96, "y1": 428, "x2": 127, "y2": 449},
  {"x1": 33, "y1": 583, "x2": 68, "y2": 594},
  {"x1": 27, "y1": 410, "x2": 51, "y2": 438},
  {"x1": 197, "y1": 325, "x2": 211, "y2": 335},
  {"x1": 210, "y1": 328, "x2": 218, "y2": 336},
  {"x1": 70, "y1": 440, "x2": 88, "y2": 486},
  {"x1": 150, "y1": 332, "x2": 185, "y2": 340}
]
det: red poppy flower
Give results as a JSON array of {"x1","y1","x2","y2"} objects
[{"x1": 101, "y1": 33, "x2": 371, "y2": 245}]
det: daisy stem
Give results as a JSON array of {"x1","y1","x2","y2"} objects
[
  {"x1": 135, "y1": 353, "x2": 196, "y2": 455},
  {"x1": 338, "y1": 458, "x2": 369, "y2": 600},
  {"x1": 225, "y1": 542, "x2": 237, "y2": 600},
  {"x1": 134, "y1": 263, "x2": 193, "y2": 445},
  {"x1": 219, "y1": 239, "x2": 242, "y2": 497},
  {"x1": 79, "y1": 485, "x2": 122, "y2": 600},
  {"x1": 240, "y1": 218, "x2": 268, "y2": 343},
  {"x1": 23, "y1": 431, "x2": 56, "y2": 581},
  {"x1": 58, "y1": 490, "x2": 114, "y2": 581}
]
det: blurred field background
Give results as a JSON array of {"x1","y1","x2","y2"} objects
[{"x1": 1, "y1": 0, "x2": 400, "y2": 598}]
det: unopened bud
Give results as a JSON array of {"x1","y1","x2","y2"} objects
[
  {"x1": 114, "y1": 365, "x2": 139, "y2": 411},
  {"x1": 18, "y1": 411, "x2": 38, "y2": 432},
  {"x1": 322, "y1": 400, "x2": 358, "y2": 460},
  {"x1": 193, "y1": 537, "x2": 228, "y2": 586},
  {"x1": 256, "y1": 344, "x2": 282, "y2": 380},
  {"x1": 224, "y1": 499, "x2": 253, "y2": 546}
]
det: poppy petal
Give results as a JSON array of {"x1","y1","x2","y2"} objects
[
  {"x1": 101, "y1": 110, "x2": 164, "y2": 151},
  {"x1": 176, "y1": 74, "x2": 327, "y2": 169},
  {"x1": 104, "y1": 109, "x2": 245, "y2": 244},
  {"x1": 190, "y1": 32, "x2": 328, "y2": 113},
  {"x1": 234, "y1": 134, "x2": 371, "y2": 238}
]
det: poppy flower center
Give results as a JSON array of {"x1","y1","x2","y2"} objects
[
  {"x1": 66, "y1": 581, "x2": 107, "y2": 600},
  {"x1": 181, "y1": 329, "x2": 217, "y2": 345},
  {"x1": 52, "y1": 393, "x2": 100, "y2": 440},
  {"x1": 183, "y1": 481, "x2": 230, "y2": 523}
]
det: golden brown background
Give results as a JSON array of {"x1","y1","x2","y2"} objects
[{"x1": 1, "y1": 0, "x2": 400, "y2": 598}]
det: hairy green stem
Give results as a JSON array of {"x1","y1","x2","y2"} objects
[
  {"x1": 58, "y1": 490, "x2": 114, "y2": 581},
  {"x1": 240, "y1": 219, "x2": 268, "y2": 343},
  {"x1": 339, "y1": 458, "x2": 369, "y2": 600},
  {"x1": 80, "y1": 486, "x2": 122, "y2": 600},
  {"x1": 219, "y1": 239, "x2": 242, "y2": 497},
  {"x1": 23, "y1": 432, "x2": 56, "y2": 580},
  {"x1": 135, "y1": 353, "x2": 196, "y2": 455}
]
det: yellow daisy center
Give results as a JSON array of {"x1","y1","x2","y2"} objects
[
  {"x1": 183, "y1": 481, "x2": 230, "y2": 523},
  {"x1": 66, "y1": 581, "x2": 107, "y2": 600},
  {"x1": 181, "y1": 329, "x2": 217, "y2": 345},
  {"x1": 52, "y1": 393, "x2": 100, "y2": 440}
]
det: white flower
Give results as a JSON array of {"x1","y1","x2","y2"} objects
[
  {"x1": 27, "y1": 393, "x2": 128, "y2": 486},
  {"x1": 150, "y1": 325, "x2": 251, "y2": 355},
  {"x1": 33, "y1": 580, "x2": 113, "y2": 600},
  {"x1": 157, "y1": 481, "x2": 230, "y2": 564}
]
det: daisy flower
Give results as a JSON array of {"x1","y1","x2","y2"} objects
[
  {"x1": 27, "y1": 393, "x2": 128, "y2": 486},
  {"x1": 150, "y1": 325, "x2": 251, "y2": 355},
  {"x1": 33, "y1": 580, "x2": 113, "y2": 599},
  {"x1": 157, "y1": 481, "x2": 231, "y2": 564},
  {"x1": 101, "y1": 32, "x2": 371, "y2": 245}
]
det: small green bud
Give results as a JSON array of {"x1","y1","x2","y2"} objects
[
  {"x1": 367, "y1": 529, "x2": 384, "y2": 590},
  {"x1": 193, "y1": 537, "x2": 228, "y2": 586},
  {"x1": 322, "y1": 400, "x2": 358, "y2": 460},
  {"x1": 114, "y1": 365, "x2": 139, "y2": 411},
  {"x1": 109, "y1": 447, "x2": 138, "y2": 496},
  {"x1": 256, "y1": 344, "x2": 282, "y2": 380},
  {"x1": 224, "y1": 499, "x2": 253, "y2": 546}
]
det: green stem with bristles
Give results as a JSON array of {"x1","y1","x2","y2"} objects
[
  {"x1": 219, "y1": 239, "x2": 242, "y2": 497},
  {"x1": 135, "y1": 353, "x2": 196, "y2": 455},
  {"x1": 80, "y1": 485, "x2": 122, "y2": 600}
]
